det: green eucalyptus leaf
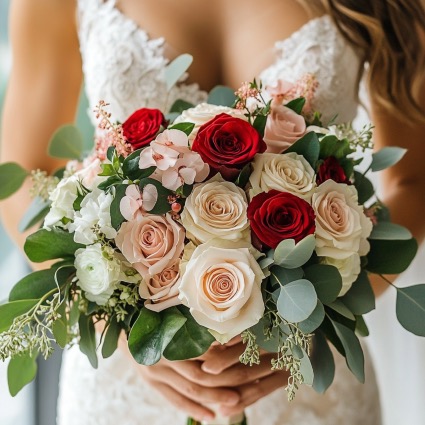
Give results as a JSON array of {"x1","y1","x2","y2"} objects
[
  {"x1": 207, "y1": 86, "x2": 237, "y2": 107},
  {"x1": 353, "y1": 171, "x2": 374, "y2": 205},
  {"x1": 79, "y1": 315, "x2": 98, "y2": 368},
  {"x1": 250, "y1": 318, "x2": 281, "y2": 353},
  {"x1": 69, "y1": 298, "x2": 81, "y2": 327},
  {"x1": 269, "y1": 266, "x2": 303, "y2": 288},
  {"x1": 274, "y1": 235, "x2": 315, "y2": 269},
  {"x1": 24, "y1": 228, "x2": 84, "y2": 263},
  {"x1": 169, "y1": 122, "x2": 195, "y2": 137},
  {"x1": 52, "y1": 300, "x2": 68, "y2": 349},
  {"x1": 299, "y1": 348, "x2": 314, "y2": 386},
  {"x1": 285, "y1": 97, "x2": 306, "y2": 115},
  {"x1": 102, "y1": 317, "x2": 122, "y2": 359},
  {"x1": 331, "y1": 320, "x2": 365, "y2": 383},
  {"x1": 163, "y1": 307, "x2": 215, "y2": 360},
  {"x1": 7, "y1": 351, "x2": 38, "y2": 397},
  {"x1": 304, "y1": 264, "x2": 342, "y2": 304},
  {"x1": 164, "y1": 54, "x2": 193, "y2": 91},
  {"x1": 366, "y1": 238, "x2": 418, "y2": 274},
  {"x1": 48, "y1": 125, "x2": 83, "y2": 160},
  {"x1": 342, "y1": 271, "x2": 375, "y2": 315},
  {"x1": 0, "y1": 162, "x2": 29, "y2": 200},
  {"x1": 371, "y1": 147, "x2": 407, "y2": 172},
  {"x1": 110, "y1": 184, "x2": 128, "y2": 230},
  {"x1": 0, "y1": 299, "x2": 39, "y2": 333},
  {"x1": 129, "y1": 307, "x2": 187, "y2": 365},
  {"x1": 18, "y1": 197, "x2": 50, "y2": 232},
  {"x1": 369, "y1": 221, "x2": 412, "y2": 240},
  {"x1": 170, "y1": 99, "x2": 195, "y2": 114},
  {"x1": 277, "y1": 279, "x2": 317, "y2": 323},
  {"x1": 311, "y1": 332, "x2": 335, "y2": 393},
  {"x1": 298, "y1": 300, "x2": 325, "y2": 334},
  {"x1": 327, "y1": 299, "x2": 355, "y2": 320},
  {"x1": 395, "y1": 285, "x2": 425, "y2": 336},
  {"x1": 285, "y1": 132, "x2": 320, "y2": 169},
  {"x1": 355, "y1": 315, "x2": 370, "y2": 337}
]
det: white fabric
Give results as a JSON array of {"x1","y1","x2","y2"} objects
[{"x1": 58, "y1": 1, "x2": 382, "y2": 424}]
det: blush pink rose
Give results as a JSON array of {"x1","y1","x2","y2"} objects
[
  {"x1": 139, "y1": 261, "x2": 182, "y2": 312},
  {"x1": 115, "y1": 213, "x2": 185, "y2": 278},
  {"x1": 264, "y1": 105, "x2": 306, "y2": 154}
]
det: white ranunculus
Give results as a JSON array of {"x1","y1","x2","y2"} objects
[
  {"x1": 74, "y1": 243, "x2": 121, "y2": 305},
  {"x1": 312, "y1": 180, "x2": 373, "y2": 259},
  {"x1": 321, "y1": 253, "x2": 361, "y2": 296},
  {"x1": 173, "y1": 103, "x2": 248, "y2": 141},
  {"x1": 179, "y1": 240, "x2": 265, "y2": 343},
  {"x1": 69, "y1": 189, "x2": 117, "y2": 245},
  {"x1": 44, "y1": 175, "x2": 81, "y2": 229},
  {"x1": 181, "y1": 179, "x2": 250, "y2": 244},
  {"x1": 249, "y1": 152, "x2": 316, "y2": 201}
]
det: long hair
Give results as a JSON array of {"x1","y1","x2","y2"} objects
[{"x1": 308, "y1": 0, "x2": 425, "y2": 123}]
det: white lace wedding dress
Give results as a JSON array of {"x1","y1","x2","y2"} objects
[{"x1": 57, "y1": 1, "x2": 382, "y2": 424}]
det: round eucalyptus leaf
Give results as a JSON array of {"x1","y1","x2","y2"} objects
[
  {"x1": 300, "y1": 348, "x2": 314, "y2": 386},
  {"x1": 369, "y1": 221, "x2": 412, "y2": 240},
  {"x1": 298, "y1": 300, "x2": 325, "y2": 334},
  {"x1": 396, "y1": 285, "x2": 425, "y2": 336},
  {"x1": 371, "y1": 147, "x2": 407, "y2": 172},
  {"x1": 48, "y1": 125, "x2": 83, "y2": 160},
  {"x1": 0, "y1": 162, "x2": 28, "y2": 200},
  {"x1": 274, "y1": 235, "x2": 315, "y2": 269},
  {"x1": 304, "y1": 264, "x2": 342, "y2": 304}
]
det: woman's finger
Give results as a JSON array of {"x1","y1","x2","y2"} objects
[{"x1": 201, "y1": 343, "x2": 245, "y2": 374}]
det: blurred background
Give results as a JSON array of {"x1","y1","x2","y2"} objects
[{"x1": 0, "y1": 2, "x2": 93, "y2": 424}]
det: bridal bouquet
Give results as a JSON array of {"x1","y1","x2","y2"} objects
[{"x1": 1, "y1": 69, "x2": 425, "y2": 425}]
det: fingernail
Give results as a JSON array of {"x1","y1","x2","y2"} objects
[{"x1": 225, "y1": 395, "x2": 240, "y2": 406}]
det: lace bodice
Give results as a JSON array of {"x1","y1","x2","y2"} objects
[{"x1": 57, "y1": 2, "x2": 380, "y2": 424}]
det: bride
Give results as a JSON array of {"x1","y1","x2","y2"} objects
[{"x1": 1, "y1": 0, "x2": 425, "y2": 424}]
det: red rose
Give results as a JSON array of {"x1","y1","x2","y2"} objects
[
  {"x1": 191, "y1": 113, "x2": 267, "y2": 180},
  {"x1": 247, "y1": 190, "x2": 315, "y2": 249},
  {"x1": 122, "y1": 108, "x2": 166, "y2": 149},
  {"x1": 317, "y1": 157, "x2": 350, "y2": 185}
]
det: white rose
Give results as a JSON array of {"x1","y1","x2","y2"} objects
[
  {"x1": 249, "y1": 152, "x2": 316, "y2": 201},
  {"x1": 75, "y1": 243, "x2": 121, "y2": 305},
  {"x1": 69, "y1": 189, "x2": 117, "y2": 245},
  {"x1": 312, "y1": 180, "x2": 373, "y2": 259},
  {"x1": 44, "y1": 175, "x2": 81, "y2": 229},
  {"x1": 179, "y1": 240, "x2": 265, "y2": 343},
  {"x1": 321, "y1": 253, "x2": 361, "y2": 296},
  {"x1": 173, "y1": 103, "x2": 248, "y2": 141},
  {"x1": 181, "y1": 179, "x2": 250, "y2": 244}
]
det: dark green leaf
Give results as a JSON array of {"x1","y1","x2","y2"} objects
[
  {"x1": 122, "y1": 148, "x2": 155, "y2": 180},
  {"x1": 106, "y1": 146, "x2": 116, "y2": 162},
  {"x1": 285, "y1": 132, "x2": 320, "y2": 169},
  {"x1": 52, "y1": 300, "x2": 68, "y2": 348},
  {"x1": 252, "y1": 114, "x2": 268, "y2": 138},
  {"x1": 0, "y1": 162, "x2": 29, "y2": 200},
  {"x1": 331, "y1": 320, "x2": 365, "y2": 383},
  {"x1": 353, "y1": 171, "x2": 375, "y2": 205},
  {"x1": 170, "y1": 99, "x2": 195, "y2": 113},
  {"x1": 285, "y1": 97, "x2": 306, "y2": 115},
  {"x1": 79, "y1": 315, "x2": 98, "y2": 368},
  {"x1": 18, "y1": 197, "x2": 50, "y2": 232},
  {"x1": 355, "y1": 315, "x2": 370, "y2": 337},
  {"x1": 48, "y1": 125, "x2": 83, "y2": 160},
  {"x1": 366, "y1": 238, "x2": 418, "y2": 274},
  {"x1": 319, "y1": 136, "x2": 354, "y2": 159},
  {"x1": 164, "y1": 307, "x2": 215, "y2": 360},
  {"x1": 311, "y1": 332, "x2": 335, "y2": 393},
  {"x1": 8, "y1": 351, "x2": 38, "y2": 396},
  {"x1": 24, "y1": 228, "x2": 84, "y2": 263},
  {"x1": 370, "y1": 221, "x2": 412, "y2": 240},
  {"x1": 304, "y1": 264, "x2": 342, "y2": 304},
  {"x1": 97, "y1": 175, "x2": 122, "y2": 190},
  {"x1": 298, "y1": 300, "x2": 325, "y2": 333},
  {"x1": 234, "y1": 163, "x2": 252, "y2": 188},
  {"x1": 139, "y1": 178, "x2": 173, "y2": 215},
  {"x1": 277, "y1": 279, "x2": 317, "y2": 323},
  {"x1": 169, "y1": 122, "x2": 195, "y2": 137},
  {"x1": 396, "y1": 285, "x2": 425, "y2": 336},
  {"x1": 102, "y1": 317, "x2": 122, "y2": 359},
  {"x1": 327, "y1": 299, "x2": 355, "y2": 320},
  {"x1": 342, "y1": 271, "x2": 375, "y2": 315},
  {"x1": 207, "y1": 86, "x2": 237, "y2": 107},
  {"x1": 69, "y1": 298, "x2": 81, "y2": 327},
  {"x1": 371, "y1": 147, "x2": 407, "y2": 172},
  {"x1": 128, "y1": 307, "x2": 186, "y2": 365},
  {"x1": 0, "y1": 299, "x2": 39, "y2": 333},
  {"x1": 110, "y1": 184, "x2": 128, "y2": 230}
]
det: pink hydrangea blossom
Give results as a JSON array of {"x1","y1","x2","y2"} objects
[{"x1": 119, "y1": 184, "x2": 158, "y2": 221}]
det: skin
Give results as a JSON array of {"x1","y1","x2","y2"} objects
[{"x1": 1, "y1": 0, "x2": 425, "y2": 422}]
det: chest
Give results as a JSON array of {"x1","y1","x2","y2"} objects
[{"x1": 115, "y1": 0, "x2": 314, "y2": 90}]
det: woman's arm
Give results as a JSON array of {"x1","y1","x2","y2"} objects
[{"x1": 0, "y1": 0, "x2": 82, "y2": 251}]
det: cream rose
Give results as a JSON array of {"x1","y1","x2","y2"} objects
[
  {"x1": 321, "y1": 253, "x2": 361, "y2": 296},
  {"x1": 179, "y1": 240, "x2": 265, "y2": 343},
  {"x1": 139, "y1": 261, "x2": 182, "y2": 312},
  {"x1": 115, "y1": 213, "x2": 185, "y2": 278},
  {"x1": 312, "y1": 180, "x2": 373, "y2": 259},
  {"x1": 173, "y1": 103, "x2": 248, "y2": 141},
  {"x1": 263, "y1": 105, "x2": 307, "y2": 153},
  {"x1": 249, "y1": 152, "x2": 316, "y2": 201},
  {"x1": 181, "y1": 179, "x2": 250, "y2": 244},
  {"x1": 75, "y1": 243, "x2": 121, "y2": 305}
]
